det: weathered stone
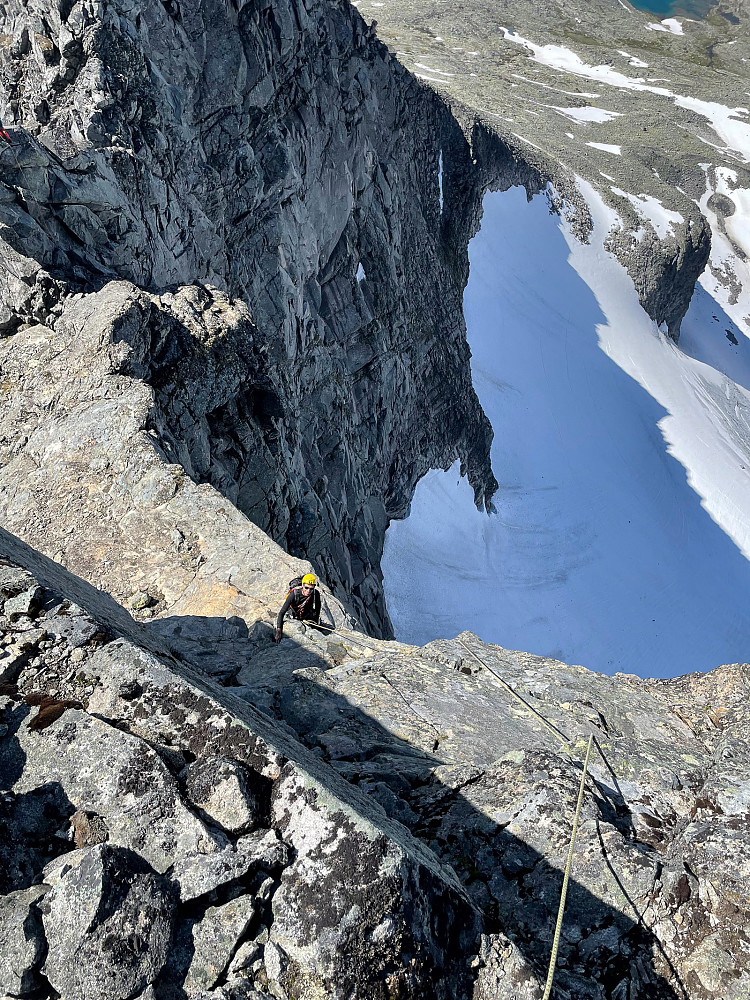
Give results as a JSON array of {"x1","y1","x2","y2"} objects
[
  {"x1": 3, "y1": 587, "x2": 43, "y2": 622},
  {"x1": 169, "y1": 829, "x2": 289, "y2": 903},
  {"x1": 41, "y1": 844, "x2": 176, "y2": 1000},
  {"x1": 12, "y1": 708, "x2": 224, "y2": 873},
  {"x1": 0, "y1": 884, "x2": 48, "y2": 997},
  {"x1": 185, "y1": 895, "x2": 259, "y2": 993},
  {"x1": 185, "y1": 756, "x2": 263, "y2": 835},
  {"x1": 0, "y1": 564, "x2": 36, "y2": 600}
]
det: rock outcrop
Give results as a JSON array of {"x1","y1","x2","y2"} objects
[
  {"x1": 0, "y1": 0, "x2": 515, "y2": 638},
  {"x1": 0, "y1": 545, "x2": 480, "y2": 999},
  {"x1": 3, "y1": 528, "x2": 750, "y2": 1000}
]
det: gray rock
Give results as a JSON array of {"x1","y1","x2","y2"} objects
[
  {"x1": 41, "y1": 844, "x2": 176, "y2": 1000},
  {"x1": 169, "y1": 829, "x2": 289, "y2": 903},
  {"x1": 4, "y1": 587, "x2": 43, "y2": 622},
  {"x1": 0, "y1": 884, "x2": 49, "y2": 997},
  {"x1": 185, "y1": 756, "x2": 263, "y2": 835},
  {"x1": 0, "y1": 564, "x2": 36, "y2": 599},
  {"x1": 13, "y1": 708, "x2": 224, "y2": 873},
  {"x1": 185, "y1": 895, "x2": 259, "y2": 993}
]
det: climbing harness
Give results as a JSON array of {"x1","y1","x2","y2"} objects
[{"x1": 542, "y1": 733, "x2": 594, "y2": 1000}]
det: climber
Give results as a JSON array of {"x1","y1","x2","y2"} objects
[{"x1": 274, "y1": 573, "x2": 322, "y2": 642}]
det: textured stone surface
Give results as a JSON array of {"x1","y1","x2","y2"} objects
[
  {"x1": 0, "y1": 555, "x2": 481, "y2": 1000},
  {"x1": 41, "y1": 844, "x2": 176, "y2": 1000},
  {"x1": 11, "y1": 707, "x2": 224, "y2": 874},
  {"x1": 0, "y1": 884, "x2": 48, "y2": 997},
  {"x1": 0, "y1": 0, "x2": 502, "y2": 639},
  {"x1": 169, "y1": 829, "x2": 289, "y2": 903},
  {"x1": 185, "y1": 895, "x2": 259, "y2": 993},
  {"x1": 4, "y1": 520, "x2": 750, "y2": 999},
  {"x1": 185, "y1": 756, "x2": 263, "y2": 835},
  {"x1": 237, "y1": 630, "x2": 750, "y2": 1000}
]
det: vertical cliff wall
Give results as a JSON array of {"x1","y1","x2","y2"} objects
[{"x1": 0, "y1": 0, "x2": 554, "y2": 633}]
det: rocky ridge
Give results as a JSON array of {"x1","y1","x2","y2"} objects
[
  {"x1": 1, "y1": 0, "x2": 750, "y2": 997},
  {"x1": 0, "y1": 537, "x2": 479, "y2": 1000},
  {"x1": 362, "y1": 0, "x2": 750, "y2": 339},
  {"x1": 0, "y1": 0, "x2": 520, "y2": 637},
  {"x1": 2, "y1": 527, "x2": 750, "y2": 1000}
]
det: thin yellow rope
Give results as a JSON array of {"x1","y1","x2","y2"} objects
[{"x1": 542, "y1": 732, "x2": 594, "y2": 1000}]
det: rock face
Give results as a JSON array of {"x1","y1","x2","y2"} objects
[
  {"x1": 0, "y1": 551, "x2": 480, "y2": 1000},
  {"x1": 0, "y1": 0, "x2": 508, "y2": 638},
  {"x1": 3, "y1": 536, "x2": 750, "y2": 1000}
]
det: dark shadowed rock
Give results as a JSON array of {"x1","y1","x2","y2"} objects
[
  {"x1": 41, "y1": 844, "x2": 176, "y2": 1000},
  {"x1": 0, "y1": 884, "x2": 48, "y2": 996}
]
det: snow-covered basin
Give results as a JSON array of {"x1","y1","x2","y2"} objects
[{"x1": 383, "y1": 185, "x2": 750, "y2": 676}]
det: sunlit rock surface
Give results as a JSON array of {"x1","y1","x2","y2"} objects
[{"x1": 2, "y1": 538, "x2": 749, "y2": 999}]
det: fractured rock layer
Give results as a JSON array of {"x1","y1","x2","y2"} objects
[
  {"x1": 0, "y1": 0, "x2": 513, "y2": 635},
  {"x1": 0, "y1": 548, "x2": 479, "y2": 1000}
]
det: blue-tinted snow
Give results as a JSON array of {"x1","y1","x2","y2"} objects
[{"x1": 383, "y1": 185, "x2": 750, "y2": 677}]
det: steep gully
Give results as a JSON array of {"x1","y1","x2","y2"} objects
[{"x1": 0, "y1": 0, "x2": 709, "y2": 639}]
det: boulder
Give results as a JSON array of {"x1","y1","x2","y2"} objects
[
  {"x1": 41, "y1": 844, "x2": 176, "y2": 1000},
  {"x1": 3, "y1": 587, "x2": 43, "y2": 622},
  {"x1": 185, "y1": 756, "x2": 264, "y2": 835},
  {"x1": 185, "y1": 895, "x2": 259, "y2": 993},
  {"x1": 169, "y1": 828, "x2": 289, "y2": 903},
  {"x1": 0, "y1": 884, "x2": 48, "y2": 996},
  {"x1": 13, "y1": 709, "x2": 224, "y2": 873}
]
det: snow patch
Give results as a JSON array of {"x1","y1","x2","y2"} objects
[
  {"x1": 610, "y1": 188, "x2": 684, "y2": 238},
  {"x1": 646, "y1": 18, "x2": 684, "y2": 35},
  {"x1": 500, "y1": 28, "x2": 673, "y2": 95},
  {"x1": 550, "y1": 105, "x2": 622, "y2": 124},
  {"x1": 673, "y1": 97, "x2": 750, "y2": 163},
  {"x1": 587, "y1": 142, "x2": 622, "y2": 154},
  {"x1": 698, "y1": 165, "x2": 750, "y2": 337},
  {"x1": 438, "y1": 150, "x2": 444, "y2": 212},
  {"x1": 356, "y1": 262, "x2": 365, "y2": 282},
  {"x1": 618, "y1": 50, "x2": 649, "y2": 68},
  {"x1": 414, "y1": 62, "x2": 455, "y2": 77}
]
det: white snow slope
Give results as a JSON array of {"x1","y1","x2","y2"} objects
[{"x1": 383, "y1": 184, "x2": 750, "y2": 676}]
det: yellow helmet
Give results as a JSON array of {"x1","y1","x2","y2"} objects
[{"x1": 302, "y1": 573, "x2": 317, "y2": 586}]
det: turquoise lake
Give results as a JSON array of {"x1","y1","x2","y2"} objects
[{"x1": 630, "y1": 0, "x2": 716, "y2": 15}]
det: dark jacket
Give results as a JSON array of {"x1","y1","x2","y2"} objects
[{"x1": 276, "y1": 587, "x2": 321, "y2": 628}]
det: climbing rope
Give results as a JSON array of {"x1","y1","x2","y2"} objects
[
  {"x1": 303, "y1": 622, "x2": 375, "y2": 651},
  {"x1": 455, "y1": 638, "x2": 600, "y2": 997},
  {"x1": 542, "y1": 732, "x2": 594, "y2": 1000},
  {"x1": 457, "y1": 638, "x2": 570, "y2": 747}
]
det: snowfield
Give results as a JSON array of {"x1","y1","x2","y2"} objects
[{"x1": 383, "y1": 184, "x2": 750, "y2": 676}]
